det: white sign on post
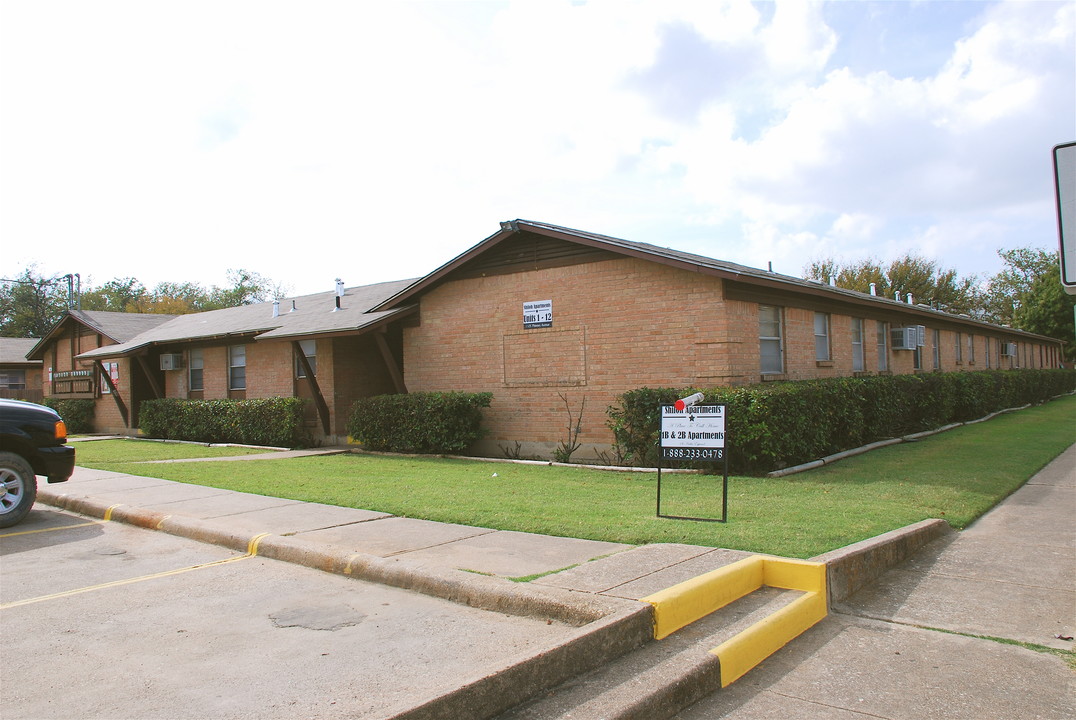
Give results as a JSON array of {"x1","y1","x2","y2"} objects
[
  {"x1": 1054, "y1": 142, "x2": 1076, "y2": 294},
  {"x1": 660, "y1": 404, "x2": 725, "y2": 461}
]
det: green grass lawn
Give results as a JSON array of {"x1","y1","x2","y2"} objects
[{"x1": 73, "y1": 395, "x2": 1075, "y2": 558}]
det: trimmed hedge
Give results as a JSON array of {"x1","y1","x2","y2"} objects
[
  {"x1": 42, "y1": 398, "x2": 95, "y2": 434},
  {"x1": 607, "y1": 369, "x2": 1076, "y2": 475},
  {"x1": 139, "y1": 398, "x2": 308, "y2": 447},
  {"x1": 347, "y1": 391, "x2": 492, "y2": 454}
]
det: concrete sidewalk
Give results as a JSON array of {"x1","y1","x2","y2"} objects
[
  {"x1": 675, "y1": 445, "x2": 1076, "y2": 720},
  {"x1": 37, "y1": 464, "x2": 752, "y2": 592},
  {"x1": 837, "y1": 443, "x2": 1075, "y2": 650}
]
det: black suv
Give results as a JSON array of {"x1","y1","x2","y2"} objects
[{"x1": 0, "y1": 399, "x2": 76, "y2": 527}]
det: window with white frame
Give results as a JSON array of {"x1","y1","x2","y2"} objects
[
  {"x1": 228, "y1": 345, "x2": 246, "y2": 390},
  {"x1": 985, "y1": 336, "x2": 991, "y2": 368},
  {"x1": 759, "y1": 305, "x2": 783, "y2": 374},
  {"x1": 189, "y1": 348, "x2": 204, "y2": 391},
  {"x1": 295, "y1": 339, "x2": 316, "y2": 378},
  {"x1": 967, "y1": 333, "x2": 975, "y2": 364},
  {"x1": 955, "y1": 332, "x2": 962, "y2": 363},
  {"x1": 876, "y1": 321, "x2": 888, "y2": 372},
  {"x1": 814, "y1": 312, "x2": 831, "y2": 361},
  {"x1": 851, "y1": 318, "x2": 864, "y2": 372},
  {"x1": 932, "y1": 329, "x2": 940, "y2": 369}
]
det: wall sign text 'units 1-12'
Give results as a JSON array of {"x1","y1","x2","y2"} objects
[
  {"x1": 661, "y1": 405, "x2": 725, "y2": 460},
  {"x1": 523, "y1": 299, "x2": 552, "y2": 329}
]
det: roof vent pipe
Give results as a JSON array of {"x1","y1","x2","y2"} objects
[
  {"x1": 907, "y1": 293, "x2": 914, "y2": 304},
  {"x1": 869, "y1": 282, "x2": 876, "y2": 296},
  {"x1": 895, "y1": 290, "x2": 902, "y2": 302},
  {"x1": 333, "y1": 295, "x2": 341, "y2": 312},
  {"x1": 335, "y1": 279, "x2": 345, "y2": 297},
  {"x1": 272, "y1": 300, "x2": 280, "y2": 318},
  {"x1": 290, "y1": 300, "x2": 297, "y2": 313}
]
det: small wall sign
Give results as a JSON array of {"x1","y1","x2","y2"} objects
[{"x1": 523, "y1": 299, "x2": 552, "y2": 329}]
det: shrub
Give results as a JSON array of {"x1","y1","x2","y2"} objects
[
  {"x1": 42, "y1": 398, "x2": 95, "y2": 434},
  {"x1": 347, "y1": 391, "x2": 492, "y2": 454},
  {"x1": 139, "y1": 398, "x2": 308, "y2": 447},
  {"x1": 608, "y1": 369, "x2": 1076, "y2": 475}
]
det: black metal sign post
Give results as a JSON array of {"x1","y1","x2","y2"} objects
[{"x1": 657, "y1": 399, "x2": 728, "y2": 523}]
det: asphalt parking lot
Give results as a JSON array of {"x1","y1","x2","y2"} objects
[{"x1": 0, "y1": 507, "x2": 582, "y2": 720}]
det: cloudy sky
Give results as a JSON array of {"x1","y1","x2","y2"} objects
[{"x1": 1, "y1": 0, "x2": 1073, "y2": 299}]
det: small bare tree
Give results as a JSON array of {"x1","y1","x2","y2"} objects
[{"x1": 553, "y1": 393, "x2": 586, "y2": 463}]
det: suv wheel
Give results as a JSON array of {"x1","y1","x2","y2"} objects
[{"x1": 0, "y1": 451, "x2": 37, "y2": 528}]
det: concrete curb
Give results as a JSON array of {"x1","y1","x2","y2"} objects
[
  {"x1": 394, "y1": 605, "x2": 654, "y2": 720},
  {"x1": 36, "y1": 487, "x2": 626, "y2": 627},
  {"x1": 812, "y1": 518, "x2": 952, "y2": 606}
]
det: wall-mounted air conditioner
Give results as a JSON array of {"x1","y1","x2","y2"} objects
[
  {"x1": 891, "y1": 327, "x2": 918, "y2": 350},
  {"x1": 1001, "y1": 343, "x2": 1017, "y2": 357},
  {"x1": 160, "y1": 353, "x2": 184, "y2": 371}
]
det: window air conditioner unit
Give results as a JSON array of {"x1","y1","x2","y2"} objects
[
  {"x1": 159, "y1": 353, "x2": 184, "y2": 371},
  {"x1": 1001, "y1": 343, "x2": 1017, "y2": 357},
  {"x1": 891, "y1": 327, "x2": 918, "y2": 350}
]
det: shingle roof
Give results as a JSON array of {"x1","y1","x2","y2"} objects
[
  {"x1": 71, "y1": 310, "x2": 180, "y2": 342},
  {"x1": 76, "y1": 278, "x2": 418, "y2": 359},
  {"x1": 26, "y1": 310, "x2": 178, "y2": 361},
  {"x1": 0, "y1": 338, "x2": 42, "y2": 365}
]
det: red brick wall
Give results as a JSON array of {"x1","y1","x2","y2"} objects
[
  {"x1": 403, "y1": 257, "x2": 740, "y2": 458},
  {"x1": 330, "y1": 335, "x2": 400, "y2": 435}
]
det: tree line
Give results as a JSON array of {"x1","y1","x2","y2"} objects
[{"x1": 0, "y1": 267, "x2": 286, "y2": 338}]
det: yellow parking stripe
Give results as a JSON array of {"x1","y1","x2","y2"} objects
[
  {"x1": 247, "y1": 532, "x2": 271, "y2": 555},
  {"x1": 0, "y1": 532, "x2": 274, "y2": 611},
  {"x1": 0, "y1": 520, "x2": 106, "y2": 538}
]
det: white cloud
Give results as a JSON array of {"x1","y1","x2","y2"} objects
[{"x1": 0, "y1": 0, "x2": 1072, "y2": 297}]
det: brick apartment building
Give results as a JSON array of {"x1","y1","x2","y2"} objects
[
  {"x1": 27, "y1": 220, "x2": 1064, "y2": 458},
  {"x1": 373, "y1": 220, "x2": 1062, "y2": 458}
]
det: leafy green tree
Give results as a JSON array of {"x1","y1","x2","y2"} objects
[
  {"x1": 1, "y1": 264, "x2": 288, "y2": 336},
  {"x1": 149, "y1": 281, "x2": 211, "y2": 314},
  {"x1": 81, "y1": 277, "x2": 150, "y2": 313},
  {"x1": 0, "y1": 266, "x2": 70, "y2": 337},
  {"x1": 204, "y1": 269, "x2": 284, "y2": 310},
  {"x1": 983, "y1": 247, "x2": 1075, "y2": 361}
]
